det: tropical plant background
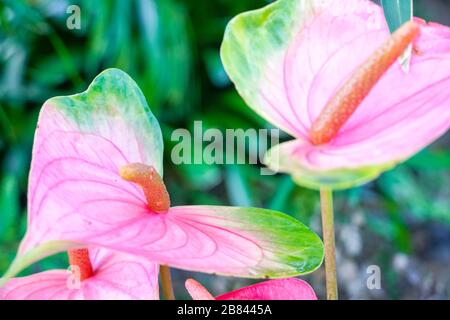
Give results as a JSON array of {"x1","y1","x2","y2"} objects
[{"x1": 0, "y1": 0, "x2": 449, "y2": 300}]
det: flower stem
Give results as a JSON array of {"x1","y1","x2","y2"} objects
[
  {"x1": 320, "y1": 188, "x2": 338, "y2": 300},
  {"x1": 160, "y1": 265, "x2": 175, "y2": 300}
]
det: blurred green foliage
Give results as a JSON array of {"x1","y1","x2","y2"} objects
[{"x1": 0, "y1": 0, "x2": 449, "y2": 299}]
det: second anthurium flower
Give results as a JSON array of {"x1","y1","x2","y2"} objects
[
  {"x1": 221, "y1": 0, "x2": 450, "y2": 190},
  {"x1": 185, "y1": 278, "x2": 317, "y2": 300},
  {"x1": 0, "y1": 69, "x2": 324, "y2": 299},
  {"x1": 0, "y1": 249, "x2": 159, "y2": 299}
]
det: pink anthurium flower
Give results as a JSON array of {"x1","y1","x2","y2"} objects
[
  {"x1": 221, "y1": 0, "x2": 450, "y2": 190},
  {"x1": 185, "y1": 278, "x2": 317, "y2": 300},
  {"x1": 0, "y1": 248, "x2": 159, "y2": 300},
  {"x1": 0, "y1": 69, "x2": 324, "y2": 291}
]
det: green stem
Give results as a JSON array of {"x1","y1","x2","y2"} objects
[
  {"x1": 160, "y1": 265, "x2": 175, "y2": 300},
  {"x1": 320, "y1": 188, "x2": 338, "y2": 300}
]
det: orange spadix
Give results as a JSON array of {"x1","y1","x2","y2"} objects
[
  {"x1": 310, "y1": 21, "x2": 420, "y2": 145},
  {"x1": 119, "y1": 163, "x2": 170, "y2": 213},
  {"x1": 68, "y1": 248, "x2": 94, "y2": 281}
]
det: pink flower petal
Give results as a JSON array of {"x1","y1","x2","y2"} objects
[
  {"x1": 185, "y1": 279, "x2": 215, "y2": 300},
  {"x1": 222, "y1": 0, "x2": 450, "y2": 188},
  {"x1": 9, "y1": 130, "x2": 323, "y2": 278},
  {"x1": 1, "y1": 69, "x2": 323, "y2": 282},
  {"x1": 222, "y1": 0, "x2": 387, "y2": 139},
  {"x1": 216, "y1": 279, "x2": 317, "y2": 300},
  {"x1": 323, "y1": 21, "x2": 450, "y2": 168},
  {"x1": 186, "y1": 278, "x2": 317, "y2": 300},
  {"x1": 16, "y1": 132, "x2": 323, "y2": 277},
  {"x1": 0, "y1": 248, "x2": 159, "y2": 300},
  {"x1": 34, "y1": 69, "x2": 164, "y2": 176},
  {"x1": 19, "y1": 132, "x2": 323, "y2": 277},
  {"x1": 266, "y1": 20, "x2": 450, "y2": 188}
]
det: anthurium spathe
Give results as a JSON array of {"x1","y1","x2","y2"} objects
[
  {"x1": 0, "y1": 248, "x2": 159, "y2": 300},
  {"x1": 0, "y1": 69, "x2": 324, "y2": 286},
  {"x1": 185, "y1": 278, "x2": 317, "y2": 300},
  {"x1": 221, "y1": 0, "x2": 450, "y2": 190}
]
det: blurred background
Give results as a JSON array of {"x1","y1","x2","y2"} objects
[{"x1": 0, "y1": 0, "x2": 449, "y2": 300}]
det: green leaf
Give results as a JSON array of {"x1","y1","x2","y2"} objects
[
  {"x1": 406, "y1": 149, "x2": 450, "y2": 170},
  {"x1": 381, "y1": 0, "x2": 413, "y2": 71},
  {"x1": 381, "y1": 0, "x2": 413, "y2": 33},
  {"x1": 378, "y1": 167, "x2": 450, "y2": 224},
  {"x1": 0, "y1": 175, "x2": 19, "y2": 240},
  {"x1": 268, "y1": 175, "x2": 295, "y2": 211},
  {"x1": 178, "y1": 163, "x2": 222, "y2": 191},
  {"x1": 225, "y1": 165, "x2": 253, "y2": 207}
]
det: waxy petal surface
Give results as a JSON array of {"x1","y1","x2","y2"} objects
[
  {"x1": 1, "y1": 69, "x2": 323, "y2": 282},
  {"x1": 32, "y1": 68, "x2": 164, "y2": 183},
  {"x1": 0, "y1": 249, "x2": 159, "y2": 300},
  {"x1": 222, "y1": 0, "x2": 450, "y2": 189},
  {"x1": 216, "y1": 279, "x2": 317, "y2": 300},
  {"x1": 186, "y1": 278, "x2": 317, "y2": 300}
]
